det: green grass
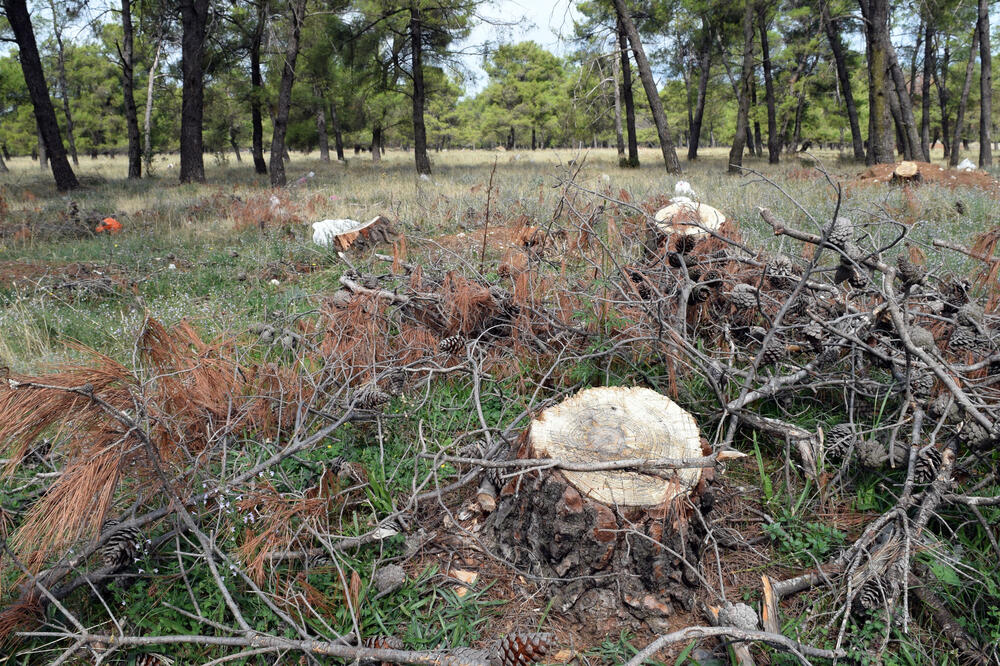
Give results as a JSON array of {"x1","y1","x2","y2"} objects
[{"x1": 2, "y1": 148, "x2": 999, "y2": 664}]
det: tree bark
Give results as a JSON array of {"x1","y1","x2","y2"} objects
[
  {"x1": 860, "y1": 0, "x2": 895, "y2": 164},
  {"x1": 888, "y1": 47, "x2": 923, "y2": 160},
  {"x1": 120, "y1": 0, "x2": 142, "y2": 179},
  {"x1": 617, "y1": 16, "x2": 639, "y2": 167},
  {"x1": 936, "y1": 39, "x2": 952, "y2": 160},
  {"x1": 330, "y1": 100, "x2": 345, "y2": 161},
  {"x1": 371, "y1": 121, "x2": 383, "y2": 163},
  {"x1": 920, "y1": 20, "x2": 934, "y2": 162},
  {"x1": 612, "y1": 49, "x2": 625, "y2": 161},
  {"x1": 410, "y1": 0, "x2": 432, "y2": 175},
  {"x1": 688, "y1": 19, "x2": 712, "y2": 161},
  {"x1": 759, "y1": 9, "x2": 779, "y2": 163},
  {"x1": 229, "y1": 127, "x2": 242, "y2": 162},
  {"x1": 822, "y1": 1, "x2": 864, "y2": 160},
  {"x1": 751, "y1": 78, "x2": 763, "y2": 157},
  {"x1": 314, "y1": 85, "x2": 330, "y2": 162},
  {"x1": 37, "y1": 125, "x2": 47, "y2": 170},
  {"x1": 180, "y1": 0, "x2": 209, "y2": 183},
  {"x1": 0, "y1": 147, "x2": 7, "y2": 173},
  {"x1": 4, "y1": 0, "x2": 77, "y2": 190},
  {"x1": 949, "y1": 26, "x2": 979, "y2": 167},
  {"x1": 268, "y1": 0, "x2": 306, "y2": 187},
  {"x1": 250, "y1": 0, "x2": 268, "y2": 175},
  {"x1": 978, "y1": 0, "x2": 992, "y2": 167},
  {"x1": 47, "y1": 0, "x2": 79, "y2": 166},
  {"x1": 728, "y1": 0, "x2": 755, "y2": 173},
  {"x1": 611, "y1": 0, "x2": 681, "y2": 173},
  {"x1": 143, "y1": 40, "x2": 162, "y2": 173}
]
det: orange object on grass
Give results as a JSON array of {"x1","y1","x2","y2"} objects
[{"x1": 96, "y1": 217, "x2": 122, "y2": 233}]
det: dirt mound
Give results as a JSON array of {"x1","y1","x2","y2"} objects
[{"x1": 853, "y1": 161, "x2": 999, "y2": 194}]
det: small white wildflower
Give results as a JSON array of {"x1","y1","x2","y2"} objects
[
  {"x1": 269, "y1": 279, "x2": 280, "y2": 286},
  {"x1": 168, "y1": 263, "x2": 177, "y2": 270}
]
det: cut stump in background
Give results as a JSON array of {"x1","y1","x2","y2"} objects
[
  {"x1": 488, "y1": 387, "x2": 715, "y2": 634},
  {"x1": 892, "y1": 161, "x2": 921, "y2": 183}
]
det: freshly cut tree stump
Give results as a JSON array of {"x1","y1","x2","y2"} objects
[
  {"x1": 487, "y1": 387, "x2": 714, "y2": 633},
  {"x1": 892, "y1": 161, "x2": 921, "y2": 183}
]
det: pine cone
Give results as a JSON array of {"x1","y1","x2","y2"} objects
[
  {"x1": 382, "y1": 370, "x2": 406, "y2": 396},
  {"x1": 940, "y1": 278, "x2": 971, "y2": 312},
  {"x1": 99, "y1": 519, "x2": 142, "y2": 572},
  {"x1": 765, "y1": 254, "x2": 795, "y2": 289},
  {"x1": 856, "y1": 439, "x2": 885, "y2": 469},
  {"x1": 758, "y1": 341, "x2": 786, "y2": 366},
  {"x1": 802, "y1": 321, "x2": 825, "y2": 351},
  {"x1": 958, "y1": 420, "x2": 989, "y2": 450},
  {"x1": 134, "y1": 654, "x2": 173, "y2": 666},
  {"x1": 490, "y1": 633, "x2": 554, "y2": 666},
  {"x1": 726, "y1": 283, "x2": 759, "y2": 310},
  {"x1": 439, "y1": 335, "x2": 465, "y2": 354},
  {"x1": 896, "y1": 255, "x2": 925, "y2": 289},
  {"x1": 912, "y1": 447, "x2": 942, "y2": 485},
  {"x1": 361, "y1": 636, "x2": 406, "y2": 666},
  {"x1": 690, "y1": 283, "x2": 712, "y2": 303},
  {"x1": 354, "y1": 386, "x2": 391, "y2": 411},
  {"x1": 908, "y1": 369, "x2": 934, "y2": 399},
  {"x1": 824, "y1": 216, "x2": 853, "y2": 247},
  {"x1": 824, "y1": 423, "x2": 856, "y2": 462},
  {"x1": 956, "y1": 303, "x2": 984, "y2": 329},
  {"x1": 815, "y1": 344, "x2": 842, "y2": 368},
  {"x1": 949, "y1": 326, "x2": 978, "y2": 353},
  {"x1": 853, "y1": 577, "x2": 886, "y2": 616},
  {"x1": 440, "y1": 647, "x2": 492, "y2": 666},
  {"x1": 846, "y1": 265, "x2": 867, "y2": 289}
]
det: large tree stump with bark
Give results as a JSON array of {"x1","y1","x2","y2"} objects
[{"x1": 487, "y1": 387, "x2": 714, "y2": 633}]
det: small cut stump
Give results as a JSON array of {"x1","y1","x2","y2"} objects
[
  {"x1": 487, "y1": 387, "x2": 714, "y2": 633},
  {"x1": 892, "y1": 161, "x2": 921, "y2": 183}
]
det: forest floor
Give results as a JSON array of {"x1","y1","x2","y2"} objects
[{"x1": 1, "y1": 147, "x2": 999, "y2": 665}]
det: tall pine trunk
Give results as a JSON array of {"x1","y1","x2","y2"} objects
[
  {"x1": 269, "y1": 0, "x2": 306, "y2": 186},
  {"x1": 611, "y1": 0, "x2": 681, "y2": 173},
  {"x1": 759, "y1": 9, "x2": 779, "y2": 163},
  {"x1": 937, "y1": 40, "x2": 951, "y2": 160},
  {"x1": 330, "y1": 100, "x2": 345, "y2": 161},
  {"x1": 371, "y1": 121, "x2": 383, "y2": 163},
  {"x1": 143, "y1": 40, "x2": 162, "y2": 173},
  {"x1": 888, "y1": 49, "x2": 923, "y2": 160},
  {"x1": 180, "y1": 0, "x2": 209, "y2": 183},
  {"x1": 950, "y1": 26, "x2": 979, "y2": 166},
  {"x1": 920, "y1": 20, "x2": 934, "y2": 161},
  {"x1": 47, "y1": 0, "x2": 79, "y2": 166},
  {"x1": 617, "y1": 17, "x2": 639, "y2": 167},
  {"x1": 314, "y1": 85, "x2": 330, "y2": 162},
  {"x1": 688, "y1": 20, "x2": 712, "y2": 161},
  {"x1": 728, "y1": 0, "x2": 755, "y2": 173},
  {"x1": 4, "y1": 0, "x2": 77, "y2": 190},
  {"x1": 612, "y1": 50, "x2": 625, "y2": 161},
  {"x1": 410, "y1": 1, "x2": 431, "y2": 175},
  {"x1": 751, "y1": 79, "x2": 763, "y2": 156},
  {"x1": 823, "y1": 0, "x2": 865, "y2": 160},
  {"x1": 121, "y1": 0, "x2": 141, "y2": 179},
  {"x1": 37, "y1": 126, "x2": 47, "y2": 170},
  {"x1": 860, "y1": 0, "x2": 895, "y2": 164},
  {"x1": 250, "y1": 0, "x2": 268, "y2": 175},
  {"x1": 978, "y1": 0, "x2": 992, "y2": 167}
]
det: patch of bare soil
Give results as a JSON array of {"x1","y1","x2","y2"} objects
[
  {"x1": 852, "y1": 161, "x2": 1000, "y2": 194},
  {"x1": 0, "y1": 260, "x2": 127, "y2": 293}
]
